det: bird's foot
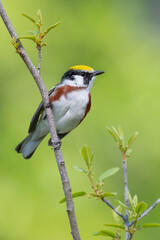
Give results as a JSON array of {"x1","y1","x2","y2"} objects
[
  {"x1": 48, "y1": 138, "x2": 61, "y2": 150},
  {"x1": 45, "y1": 102, "x2": 52, "y2": 108}
]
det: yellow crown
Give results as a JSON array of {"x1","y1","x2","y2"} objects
[{"x1": 70, "y1": 65, "x2": 93, "y2": 72}]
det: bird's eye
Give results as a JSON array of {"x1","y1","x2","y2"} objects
[
  {"x1": 81, "y1": 72, "x2": 85, "y2": 77},
  {"x1": 70, "y1": 75, "x2": 75, "y2": 80}
]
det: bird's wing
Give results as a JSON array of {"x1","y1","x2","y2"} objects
[
  {"x1": 48, "y1": 86, "x2": 56, "y2": 96},
  {"x1": 28, "y1": 101, "x2": 44, "y2": 133},
  {"x1": 28, "y1": 86, "x2": 56, "y2": 133}
]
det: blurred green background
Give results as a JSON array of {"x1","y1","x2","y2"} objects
[{"x1": 1, "y1": 0, "x2": 160, "y2": 239}]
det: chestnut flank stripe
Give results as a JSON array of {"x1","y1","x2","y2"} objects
[{"x1": 49, "y1": 85, "x2": 86, "y2": 102}]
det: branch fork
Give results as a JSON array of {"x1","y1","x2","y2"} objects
[{"x1": 105, "y1": 127, "x2": 160, "y2": 240}]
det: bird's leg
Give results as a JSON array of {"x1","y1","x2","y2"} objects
[{"x1": 48, "y1": 137, "x2": 62, "y2": 150}]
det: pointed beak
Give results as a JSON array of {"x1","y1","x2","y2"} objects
[{"x1": 94, "y1": 71, "x2": 105, "y2": 76}]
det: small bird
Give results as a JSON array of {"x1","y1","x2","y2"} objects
[{"x1": 15, "y1": 65, "x2": 104, "y2": 159}]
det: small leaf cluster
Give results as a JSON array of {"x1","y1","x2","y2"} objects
[
  {"x1": 116, "y1": 192, "x2": 148, "y2": 234},
  {"x1": 19, "y1": 10, "x2": 61, "y2": 47},
  {"x1": 127, "y1": 193, "x2": 160, "y2": 233},
  {"x1": 59, "y1": 127, "x2": 160, "y2": 239},
  {"x1": 59, "y1": 145, "x2": 119, "y2": 203},
  {"x1": 79, "y1": 145, "x2": 119, "y2": 199},
  {"x1": 93, "y1": 127, "x2": 160, "y2": 239},
  {"x1": 107, "y1": 126, "x2": 138, "y2": 157},
  {"x1": 95, "y1": 192, "x2": 160, "y2": 239}
]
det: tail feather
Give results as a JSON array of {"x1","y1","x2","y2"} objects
[{"x1": 15, "y1": 134, "x2": 44, "y2": 159}]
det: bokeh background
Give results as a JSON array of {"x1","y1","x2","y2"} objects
[{"x1": 1, "y1": 0, "x2": 160, "y2": 239}]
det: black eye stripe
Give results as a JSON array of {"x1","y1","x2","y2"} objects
[
  {"x1": 70, "y1": 75, "x2": 75, "y2": 80},
  {"x1": 61, "y1": 69, "x2": 93, "y2": 81}
]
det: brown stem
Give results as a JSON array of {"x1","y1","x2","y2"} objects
[
  {"x1": 37, "y1": 45, "x2": 41, "y2": 74},
  {"x1": 0, "y1": 2, "x2": 81, "y2": 239},
  {"x1": 88, "y1": 171, "x2": 126, "y2": 224}
]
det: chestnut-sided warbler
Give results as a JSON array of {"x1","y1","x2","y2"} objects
[{"x1": 15, "y1": 65, "x2": 104, "y2": 159}]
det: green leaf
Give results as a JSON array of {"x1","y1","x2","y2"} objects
[
  {"x1": 59, "y1": 191, "x2": 86, "y2": 204},
  {"x1": 128, "y1": 131, "x2": 139, "y2": 147},
  {"x1": 94, "y1": 230, "x2": 116, "y2": 238},
  {"x1": 81, "y1": 145, "x2": 93, "y2": 168},
  {"x1": 22, "y1": 13, "x2": 36, "y2": 24},
  {"x1": 19, "y1": 36, "x2": 36, "y2": 41},
  {"x1": 37, "y1": 9, "x2": 43, "y2": 25},
  {"x1": 111, "y1": 126, "x2": 120, "y2": 139},
  {"x1": 41, "y1": 42, "x2": 47, "y2": 47},
  {"x1": 118, "y1": 126, "x2": 125, "y2": 146},
  {"x1": 99, "y1": 167, "x2": 120, "y2": 182},
  {"x1": 103, "y1": 192, "x2": 117, "y2": 197},
  {"x1": 104, "y1": 223, "x2": 125, "y2": 230},
  {"x1": 44, "y1": 21, "x2": 62, "y2": 35},
  {"x1": 107, "y1": 127, "x2": 118, "y2": 142},
  {"x1": 117, "y1": 200, "x2": 130, "y2": 210},
  {"x1": 118, "y1": 126, "x2": 124, "y2": 138},
  {"x1": 125, "y1": 148, "x2": 133, "y2": 157},
  {"x1": 74, "y1": 166, "x2": 88, "y2": 174},
  {"x1": 142, "y1": 223, "x2": 160, "y2": 228},
  {"x1": 127, "y1": 191, "x2": 133, "y2": 207},
  {"x1": 135, "y1": 201, "x2": 148, "y2": 214},
  {"x1": 112, "y1": 205, "x2": 122, "y2": 223},
  {"x1": 133, "y1": 194, "x2": 138, "y2": 209}
]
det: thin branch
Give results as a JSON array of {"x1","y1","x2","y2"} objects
[
  {"x1": 125, "y1": 231, "x2": 133, "y2": 240},
  {"x1": 138, "y1": 198, "x2": 160, "y2": 222},
  {"x1": 0, "y1": 2, "x2": 81, "y2": 240},
  {"x1": 121, "y1": 152, "x2": 133, "y2": 240},
  {"x1": 37, "y1": 45, "x2": 41, "y2": 74},
  {"x1": 102, "y1": 197, "x2": 133, "y2": 240},
  {"x1": 102, "y1": 197, "x2": 125, "y2": 220},
  {"x1": 129, "y1": 199, "x2": 160, "y2": 228},
  {"x1": 122, "y1": 153, "x2": 130, "y2": 210}
]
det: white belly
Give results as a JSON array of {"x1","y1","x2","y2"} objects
[
  {"x1": 53, "y1": 89, "x2": 89, "y2": 133},
  {"x1": 32, "y1": 89, "x2": 90, "y2": 140}
]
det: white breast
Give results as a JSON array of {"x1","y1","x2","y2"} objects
[{"x1": 53, "y1": 89, "x2": 90, "y2": 133}]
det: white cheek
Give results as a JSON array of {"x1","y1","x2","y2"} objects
[
  {"x1": 74, "y1": 75, "x2": 84, "y2": 86},
  {"x1": 62, "y1": 76, "x2": 85, "y2": 87}
]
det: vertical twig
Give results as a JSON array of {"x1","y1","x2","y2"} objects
[
  {"x1": 122, "y1": 152, "x2": 132, "y2": 240},
  {"x1": 122, "y1": 153, "x2": 129, "y2": 211},
  {"x1": 0, "y1": 2, "x2": 81, "y2": 239}
]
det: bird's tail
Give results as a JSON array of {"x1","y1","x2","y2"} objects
[{"x1": 15, "y1": 134, "x2": 44, "y2": 159}]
